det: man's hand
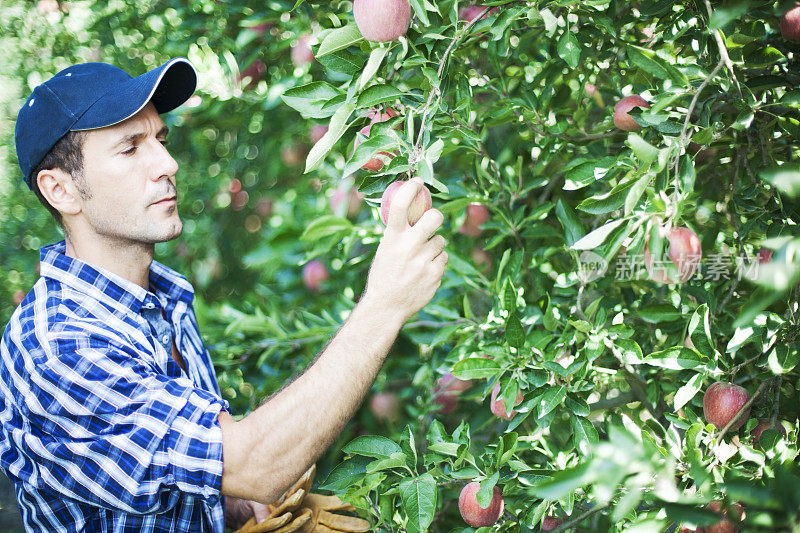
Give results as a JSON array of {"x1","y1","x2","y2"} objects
[{"x1": 364, "y1": 178, "x2": 447, "y2": 324}]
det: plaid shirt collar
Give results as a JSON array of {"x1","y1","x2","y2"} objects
[{"x1": 39, "y1": 239, "x2": 195, "y2": 313}]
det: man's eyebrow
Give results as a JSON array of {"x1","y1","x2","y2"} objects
[{"x1": 112, "y1": 125, "x2": 170, "y2": 150}]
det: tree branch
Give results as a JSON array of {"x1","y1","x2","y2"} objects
[{"x1": 716, "y1": 378, "x2": 773, "y2": 445}]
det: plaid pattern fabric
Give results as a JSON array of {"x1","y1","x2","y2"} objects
[{"x1": 0, "y1": 240, "x2": 230, "y2": 532}]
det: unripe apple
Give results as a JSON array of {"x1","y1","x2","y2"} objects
[
  {"x1": 471, "y1": 247, "x2": 493, "y2": 274},
  {"x1": 291, "y1": 34, "x2": 315, "y2": 67},
  {"x1": 490, "y1": 382, "x2": 523, "y2": 420},
  {"x1": 781, "y1": 5, "x2": 800, "y2": 42},
  {"x1": 696, "y1": 501, "x2": 744, "y2": 533},
  {"x1": 369, "y1": 392, "x2": 400, "y2": 423},
  {"x1": 380, "y1": 181, "x2": 432, "y2": 226},
  {"x1": 353, "y1": 0, "x2": 412, "y2": 42},
  {"x1": 703, "y1": 382, "x2": 750, "y2": 431},
  {"x1": 309, "y1": 124, "x2": 328, "y2": 144},
  {"x1": 613, "y1": 95, "x2": 649, "y2": 132},
  {"x1": 458, "y1": 203, "x2": 490, "y2": 237},
  {"x1": 458, "y1": 482, "x2": 504, "y2": 527},
  {"x1": 302, "y1": 260, "x2": 329, "y2": 291},
  {"x1": 750, "y1": 419, "x2": 787, "y2": 444},
  {"x1": 644, "y1": 226, "x2": 702, "y2": 284},
  {"x1": 542, "y1": 515, "x2": 563, "y2": 531}
]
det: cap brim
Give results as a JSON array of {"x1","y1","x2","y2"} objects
[{"x1": 71, "y1": 57, "x2": 197, "y2": 131}]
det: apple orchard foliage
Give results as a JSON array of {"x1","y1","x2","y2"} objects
[{"x1": 1, "y1": 0, "x2": 800, "y2": 531}]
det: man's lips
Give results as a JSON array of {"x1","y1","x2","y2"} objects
[{"x1": 152, "y1": 195, "x2": 176, "y2": 206}]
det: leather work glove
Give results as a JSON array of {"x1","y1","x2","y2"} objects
[{"x1": 235, "y1": 464, "x2": 370, "y2": 533}]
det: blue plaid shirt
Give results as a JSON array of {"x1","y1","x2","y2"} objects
[{"x1": 0, "y1": 240, "x2": 231, "y2": 532}]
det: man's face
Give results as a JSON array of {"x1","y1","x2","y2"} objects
[{"x1": 75, "y1": 102, "x2": 182, "y2": 244}]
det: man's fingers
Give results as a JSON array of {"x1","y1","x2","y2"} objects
[
  {"x1": 386, "y1": 179, "x2": 423, "y2": 230},
  {"x1": 433, "y1": 250, "x2": 448, "y2": 272},
  {"x1": 422, "y1": 235, "x2": 447, "y2": 262},
  {"x1": 410, "y1": 208, "x2": 444, "y2": 241}
]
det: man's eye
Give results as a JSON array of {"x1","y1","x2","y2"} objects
[
  {"x1": 159, "y1": 139, "x2": 168, "y2": 146},
  {"x1": 122, "y1": 146, "x2": 137, "y2": 156}
]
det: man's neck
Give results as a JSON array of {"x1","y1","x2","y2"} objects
[{"x1": 65, "y1": 233, "x2": 155, "y2": 290}]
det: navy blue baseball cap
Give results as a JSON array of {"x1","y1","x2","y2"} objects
[{"x1": 15, "y1": 57, "x2": 197, "y2": 190}]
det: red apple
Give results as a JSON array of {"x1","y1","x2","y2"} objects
[
  {"x1": 458, "y1": 4, "x2": 497, "y2": 23},
  {"x1": 458, "y1": 203, "x2": 490, "y2": 237},
  {"x1": 471, "y1": 247, "x2": 493, "y2": 274},
  {"x1": 244, "y1": 22, "x2": 272, "y2": 38},
  {"x1": 256, "y1": 198, "x2": 273, "y2": 219},
  {"x1": 37, "y1": 0, "x2": 60, "y2": 14},
  {"x1": 757, "y1": 248, "x2": 773, "y2": 264},
  {"x1": 309, "y1": 124, "x2": 328, "y2": 144},
  {"x1": 644, "y1": 226, "x2": 702, "y2": 284},
  {"x1": 613, "y1": 95, "x2": 649, "y2": 131},
  {"x1": 585, "y1": 82, "x2": 597, "y2": 97},
  {"x1": 12, "y1": 290, "x2": 25, "y2": 307},
  {"x1": 231, "y1": 190, "x2": 249, "y2": 211},
  {"x1": 369, "y1": 392, "x2": 400, "y2": 423},
  {"x1": 291, "y1": 34, "x2": 315, "y2": 67},
  {"x1": 703, "y1": 382, "x2": 750, "y2": 431},
  {"x1": 302, "y1": 260, "x2": 329, "y2": 291},
  {"x1": 458, "y1": 482, "x2": 504, "y2": 527},
  {"x1": 367, "y1": 107, "x2": 399, "y2": 124},
  {"x1": 750, "y1": 419, "x2": 787, "y2": 444},
  {"x1": 353, "y1": 0, "x2": 412, "y2": 42},
  {"x1": 542, "y1": 515, "x2": 563, "y2": 531},
  {"x1": 281, "y1": 144, "x2": 305, "y2": 167},
  {"x1": 437, "y1": 373, "x2": 474, "y2": 394},
  {"x1": 379, "y1": 181, "x2": 432, "y2": 226},
  {"x1": 781, "y1": 5, "x2": 800, "y2": 42},
  {"x1": 239, "y1": 59, "x2": 266, "y2": 90},
  {"x1": 330, "y1": 187, "x2": 365, "y2": 218},
  {"x1": 696, "y1": 501, "x2": 744, "y2": 533},
  {"x1": 490, "y1": 382, "x2": 523, "y2": 420}
]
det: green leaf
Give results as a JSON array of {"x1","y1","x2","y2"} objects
[
  {"x1": 355, "y1": 46, "x2": 389, "y2": 92},
  {"x1": 637, "y1": 303, "x2": 682, "y2": 323},
  {"x1": 316, "y1": 49, "x2": 365, "y2": 76},
  {"x1": 506, "y1": 313, "x2": 526, "y2": 348},
  {"x1": 627, "y1": 134, "x2": 659, "y2": 166},
  {"x1": 367, "y1": 452, "x2": 408, "y2": 472},
  {"x1": 304, "y1": 102, "x2": 356, "y2": 173},
  {"x1": 760, "y1": 164, "x2": 800, "y2": 197},
  {"x1": 577, "y1": 179, "x2": 636, "y2": 215},
  {"x1": 316, "y1": 24, "x2": 363, "y2": 57},
  {"x1": 536, "y1": 386, "x2": 566, "y2": 418},
  {"x1": 318, "y1": 455, "x2": 372, "y2": 491},
  {"x1": 557, "y1": 32, "x2": 580, "y2": 68},
  {"x1": 555, "y1": 199, "x2": 586, "y2": 247},
  {"x1": 644, "y1": 347, "x2": 705, "y2": 370},
  {"x1": 399, "y1": 473, "x2": 437, "y2": 533},
  {"x1": 477, "y1": 471, "x2": 500, "y2": 508},
  {"x1": 571, "y1": 219, "x2": 626, "y2": 250},
  {"x1": 281, "y1": 82, "x2": 343, "y2": 119},
  {"x1": 344, "y1": 435, "x2": 403, "y2": 459},
  {"x1": 571, "y1": 416, "x2": 599, "y2": 449},
  {"x1": 343, "y1": 133, "x2": 397, "y2": 176},
  {"x1": 356, "y1": 84, "x2": 406, "y2": 108},
  {"x1": 531, "y1": 462, "x2": 593, "y2": 499},
  {"x1": 624, "y1": 172, "x2": 651, "y2": 215},
  {"x1": 452, "y1": 357, "x2": 501, "y2": 380},
  {"x1": 708, "y1": 1, "x2": 749, "y2": 29},
  {"x1": 300, "y1": 215, "x2": 353, "y2": 241},
  {"x1": 626, "y1": 44, "x2": 687, "y2": 85},
  {"x1": 674, "y1": 373, "x2": 705, "y2": 410}
]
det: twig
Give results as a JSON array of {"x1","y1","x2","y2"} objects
[
  {"x1": 729, "y1": 352, "x2": 764, "y2": 381},
  {"x1": 673, "y1": 59, "x2": 725, "y2": 201},
  {"x1": 716, "y1": 378, "x2": 773, "y2": 445},
  {"x1": 411, "y1": 7, "x2": 492, "y2": 168},
  {"x1": 771, "y1": 376, "x2": 782, "y2": 426},
  {"x1": 551, "y1": 503, "x2": 610, "y2": 533},
  {"x1": 703, "y1": 0, "x2": 743, "y2": 97}
]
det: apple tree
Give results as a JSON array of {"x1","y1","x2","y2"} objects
[{"x1": 1, "y1": 0, "x2": 799, "y2": 532}]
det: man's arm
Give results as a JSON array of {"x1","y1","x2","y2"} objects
[{"x1": 218, "y1": 179, "x2": 448, "y2": 504}]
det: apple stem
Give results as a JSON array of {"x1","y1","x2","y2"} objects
[{"x1": 715, "y1": 378, "x2": 773, "y2": 445}]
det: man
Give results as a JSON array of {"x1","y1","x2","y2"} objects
[{"x1": 1, "y1": 57, "x2": 447, "y2": 531}]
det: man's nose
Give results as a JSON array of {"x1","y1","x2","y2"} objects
[{"x1": 151, "y1": 140, "x2": 179, "y2": 180}]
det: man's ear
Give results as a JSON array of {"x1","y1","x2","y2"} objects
[{"x1": 37, "y1": 168, "x2": 83, "y2": 217}]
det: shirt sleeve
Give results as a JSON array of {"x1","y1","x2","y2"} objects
[{"x1": 22, "y1": 332, "x2": 230, "y2": 515}]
